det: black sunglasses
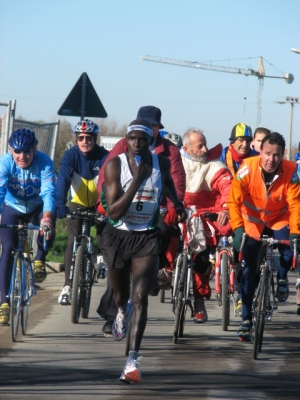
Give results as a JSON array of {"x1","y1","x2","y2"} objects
[
  {"x1": 13, "y1": 149, "x2": 33, "y2": 155},
  {"x1": 77, "y1": 135, "x2": 93, "y2": 142}
]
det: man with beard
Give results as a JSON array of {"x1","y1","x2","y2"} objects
[{"x1": 181, "y1": 128, "x2": 232, "y2": 323}]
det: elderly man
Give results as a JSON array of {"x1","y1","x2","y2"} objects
[{"x1": 181, "y1": 128, "x2": 232, "y2": 323}]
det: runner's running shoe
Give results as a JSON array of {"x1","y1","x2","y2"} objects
[
  {"x1": 112, "y1": 299, "x2": 133, "y2": 341},
  {"x1": 120, "y1": 356, "x2": 142, "y2": 383}
]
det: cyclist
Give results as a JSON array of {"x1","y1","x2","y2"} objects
[
  {"x1": 220, "y1": 122, "x2": 258, "y2": 316},
  {"x1": 0, "y1": 129, "x2": 57, "y2": 325},
  {"x1": 56, "y1": 119, "x2": 109, "y2": 305},
  {"x1": 181, "y1": 128, "x2": 232, "y2": 323},
  {"x1": 228, "y1": 132, "x2": 300, "y2": 341},
  {"x1": 251, "y1": 127, "x2": 270, "y2": 153},
  {"x1": 220, "y1": 123, "x2": 257, "y2": 176},
  {"x1": 96, "y1": 106, "x2": 185, "y2": 336},
  {"x1": 100, "y1": 118, "x2": 186, "y2": 383},
  {"x1": 164, "y1": 133, "x2": 183, "y2": 149}
]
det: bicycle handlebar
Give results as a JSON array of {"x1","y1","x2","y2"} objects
[{"x1": 67, "y1": 210, "x2": 107, "y2": 223}]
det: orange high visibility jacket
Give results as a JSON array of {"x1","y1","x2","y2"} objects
[{"x1": 228, "y1": 156, "x2": 300, "y2": 238}]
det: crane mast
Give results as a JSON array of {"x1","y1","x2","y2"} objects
[{"x1": 141, "y1": 55, "x2": 294, "y2": 127}]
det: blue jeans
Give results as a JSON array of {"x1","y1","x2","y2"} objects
[{"x1": 241, "y1": 226, "x2": 291, "y2": 322}]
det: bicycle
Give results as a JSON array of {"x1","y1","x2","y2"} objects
[
  {"x1": 251, "y1": 235, "x2": 297, "y2": 360},
  {"x1": 68, "y1": 209, "x2": 106, "y2": 324},
  {"x1": 172, "y1": 220, "x2": 193, "y2": 344},
  {"x1": 214, "y1": 234, "x2": 237, "y2": 331},
  {"x1": 0, "y1": 218, "x2": 47, "y2": 342}
]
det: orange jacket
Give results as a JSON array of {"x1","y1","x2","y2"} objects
[{"x1": 228, "y1": 156, "x2": 300, "y2": 238}]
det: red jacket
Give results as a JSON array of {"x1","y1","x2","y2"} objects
[{"x1": 97, "y1": 135, "x2": 186, "y2": 209}]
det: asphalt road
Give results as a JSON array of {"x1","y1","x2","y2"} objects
[{"x1": 0, "y1": 269, "x2": 300, "y2": 400}]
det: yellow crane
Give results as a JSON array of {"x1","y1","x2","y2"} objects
[{"x1": 141, "y1": 55, "x2": 294, "y2": 128}]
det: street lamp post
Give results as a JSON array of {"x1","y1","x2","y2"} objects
[{"x1": 275, "y1": 97, "x2": 299, "y2": 160}]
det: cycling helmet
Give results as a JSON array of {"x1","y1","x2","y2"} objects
[
  {"x1": 74, "y1": 119, "x2": 99, "y2": 136},
  {"x1": 229, "y1": 123, "x2": 252, "y2": 142},
  {"x1": 159, "y1": 130, "x2": 169, "y2": 138},
  {"x1": 8, "y1": 129, "x2": 38, "y2": 150},
  {"x1": 164, "y1": 133, "x2": 183, "y2": 148}
]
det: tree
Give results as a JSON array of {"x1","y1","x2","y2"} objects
[
  {"x1": 95, "y1": 118, "x2": 127, "y2": 141},
  {"x1": 54, "y1": 119, "x2": 74, "y2": 171}
]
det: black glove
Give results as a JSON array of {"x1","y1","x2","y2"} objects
[
  {"x1": 289, "y1": 233, "x2": 300, "y2": 252},
  {"x1": 233, "y1": 227, "x2": 245, "y2": 252},
  {"x1": 56, "y1": 205, "x2": 70, "y2": 219}
]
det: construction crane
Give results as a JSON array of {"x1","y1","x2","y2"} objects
[{"x1": 141, "y1": 55, "x2": 294, "y2": 127}]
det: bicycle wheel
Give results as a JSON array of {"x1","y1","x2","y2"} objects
[
  {"x1": 81, "y1": 258, "x2": 94, "y2": 319},
  {"x1": 179, "y1": 258, "x2": 192, "y2": 338},
  {"x1": 10, "y1": 251, "x2": 22, "y2": 342},
  {"x1": 221, "y1": 253, "x2": 230, "y2": 331},
  {"x1": 71, "y1": 244, "x2": 85, "y2": 324},
  {"x1": 21, "y1": 261, "x2": 32, "y2": 335},
  {"x1": 253, "y1": 265, "x2": 267, "y2": 360},
  {"x1": 173, "y1": 253, "x2": 188, "y2": 344},
  {"x1": 172, "y1": 254, "x2": 182, "y2": 313}
]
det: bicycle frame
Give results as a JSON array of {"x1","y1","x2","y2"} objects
[
  {"x1": 69, "y1": 215, "x2": 94, "y2": 289},
  {"x1": 6, "y1": 221, "x2": 39, "y2": 302},
  {"x1": 215, "y1": 236, "x2": 235, "y2": 300}
]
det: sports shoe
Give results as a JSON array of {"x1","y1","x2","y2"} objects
[
  {"x1": 235, "y1": 299, "x2": 243, "y2": 317},
  {"x1": 120, "y1": 356, "x2": 142, "y2": 383},
  {"x1": 237, "y1": 319, "x2": 252, "y2": 341},
  {"x1": 193, "y1": 298, "x2": 208, "y2": 323},
  {"x1": 158, "y1": 268, "x2": 173, "y2": 289},
  {"x1": 33, "y1": 260, "x2": 47, "y2": 283},
  {"x1": 58, "y1": 285, "x2": 71, "y2": 305},
  {"x1": 112, "y1": 299, "x2": 133, "y2": 341},
  {"x1": 276, "y1": 279, "x2": 289, "y2": 302},
  {"x1": 102, "y1": 317, "x2": 114, "y2": 336},
  {"x1": 0, "y1": 303, "x2": 10, "y2": 325}
]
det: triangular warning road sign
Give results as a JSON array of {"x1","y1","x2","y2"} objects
[{"x1": 58, "y1": 72, "x2": 108, "y2": 119}]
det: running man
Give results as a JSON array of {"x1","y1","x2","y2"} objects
[{"x1": 100, "y1": 118, "x2": 186, "y2": 383}]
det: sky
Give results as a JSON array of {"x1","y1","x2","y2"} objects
[{"x1": 1, "y1": 0, "x2": 300, "y2": 149}]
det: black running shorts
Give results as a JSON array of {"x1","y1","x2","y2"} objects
[{"x1": 100, "y1": 223, "x2": 163, "y2": 269}]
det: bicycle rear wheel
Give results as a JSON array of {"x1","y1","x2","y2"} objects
[
  {"x1": 71, "y1": 244, "x2": 85, "y2": 324},
  {"x1": 221, "y1": 253, "x2": 230, "y2": 331},
  {"x1": 173, "y1": 253, "x2": 188, "y2": 344},
  {"x1": 179, "y1": 260, "x2": 192, "y2": 338},
  {"x1": 21, "y1": 261, "x2": 32, "y2": 335},
  {"x1": 10, "y1": 251, "x2": 22, "y2": 342},
  {"x1": 81, "y1": 258, "x2": 94, "y2": 319},
  {"x1": 253, "y1": 265, "x2": 267, "y2": 360}
]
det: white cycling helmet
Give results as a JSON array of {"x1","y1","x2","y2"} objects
[{"x1": 164, "y1": 133, "x2": 183, "y2": 148}]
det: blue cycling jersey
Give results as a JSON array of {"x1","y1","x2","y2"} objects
[{"x1": 0, "y1": 151, "x2": 57, "y2": 214}]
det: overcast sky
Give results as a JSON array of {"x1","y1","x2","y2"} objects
[{"x1": 1, "y1": 0, "x2": 300, "y2": 148}]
